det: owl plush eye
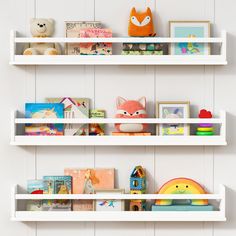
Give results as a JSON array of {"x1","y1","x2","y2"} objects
[
  {"x1": 131, "y1": 16, "x2": 141, "y2": 26},
  {"x1": 140, "y1": 16, "x2": 151, "y2": 26}
]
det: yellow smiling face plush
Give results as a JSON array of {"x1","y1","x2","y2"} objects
[{"x1": 128, "y1": 7, "x2": 155, "y2": 37}]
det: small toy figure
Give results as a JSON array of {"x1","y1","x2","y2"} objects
[{"x1": 196, "y1": 109, "x2": 214, "y2": 136}]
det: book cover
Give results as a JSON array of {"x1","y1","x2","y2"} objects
[
  {"x1": 89, "y1": 109, "x2": 105, "y2": 136},
  {"x1": 112, "y1": 132, "x2": 151, "y2": 136},
  {"x1": 64, "y1": 168, "x2": 115, "y2": 211},
  {"x1": 43, "y1": 176, "x2": 72, "y2": 211},
  {"x1": 25, "y1": 103, "x2": 64, "y2": 136},
  {"x1": 46, "y1": 98, "x2": 89, "y2": 136},
  {"x1": 80, "y1": 28, "x2": 112, "y2": 55},
  {"x1": 151, "y1": 204, "x2": 214, "y2": 211},
  {"x1": 65, "y1": 21, "x2": 101, "y2": 55},
  {"x1": 26, "y1": 180, "x2": 44, "y2": 211}
]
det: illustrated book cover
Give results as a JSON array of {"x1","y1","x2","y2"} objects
[
  {"x1": 80, "y1": 28, "x2": 112, "y2": 55},
  {"x1": 64, "y1": 168, "x2": 115, "y2": 211},
  {"x1": 43, "y1": 176, "x2": 72, "y2": 211},
  {"x1": 46, "y1": 97, "x2": 89, "y2": 136},
  {"x1": 89, "y1": 109, "x2": 105, "y2": 136},
  {"x1": 25, "y1": 103, "x2": 64, "y2": 136}
]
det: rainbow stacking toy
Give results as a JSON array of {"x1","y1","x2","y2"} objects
[{"x1": 196, "y1": 109, "x2": 214, "y2": 136}]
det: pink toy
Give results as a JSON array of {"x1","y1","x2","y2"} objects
[{"x1": 115, "y1": 97, "x2": 148, "y2": 132}]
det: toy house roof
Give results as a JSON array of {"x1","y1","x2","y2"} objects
[{"x1": 130, "y1": 166, "x2": 145, "y2": 178}]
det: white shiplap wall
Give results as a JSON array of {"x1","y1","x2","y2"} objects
[{"x1": 1, "y1": 0, "x2": 236, "y2": 235}]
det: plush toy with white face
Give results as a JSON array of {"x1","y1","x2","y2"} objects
[{"x1": 23, "y1": 18, "x2": 61, "y2": 55}]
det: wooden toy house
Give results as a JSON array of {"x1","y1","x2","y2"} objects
[{"x1": 130, "y1": 166, "x2": 146, "y2": 191}]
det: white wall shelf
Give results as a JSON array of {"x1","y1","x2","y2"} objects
[
  {"x1": 11, "y1": 110, "x2": 227, "y2": 146},
  {"x1": 11, "y1": 184, "x2": 226, "y2": 222},
  {"x1": 10, "y1": 30, "x2": 227, "y2": 65}
]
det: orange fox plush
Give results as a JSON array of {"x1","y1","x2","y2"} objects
[
  {"x1": 115, "y1": 97, "x2": 148, "y2": 132},
  {"x1": 128, "y1": 7, "x2": 155, "y2": 37}
]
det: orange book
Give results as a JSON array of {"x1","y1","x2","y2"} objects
[{"x1": 112, "y1": 132, "x2": 151, "y2": 136}]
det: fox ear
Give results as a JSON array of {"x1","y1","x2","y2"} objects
[
  {"x1": 138, "y1": 97, "x2": 146, "y2": 108},
  {"x1": 116, "y1": 96, "x2": 127, "y2": 107},
  {"x1": 146, "y1": 7, "x2": 152, "y2": 15},
  {"x1": 131, "y1": 7, "x2": 137, "y2": 15}
]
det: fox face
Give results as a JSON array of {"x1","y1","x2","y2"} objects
[
  {"x1": 115, "y1": 97, "x2": 148, "y2": 132},
  {"x1": 128, "y1": 7, "x2": 154, "y2": 37}
]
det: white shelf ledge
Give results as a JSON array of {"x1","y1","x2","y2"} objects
[
  {"x1": 10, "y1": 30, "x2": 227, "y2": 66},
  {"x1": 11, "y1": 185, "x2": 226, "y2": 222}
]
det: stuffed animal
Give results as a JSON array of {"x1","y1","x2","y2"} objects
[
  {"x1": 23, "y1": 18, "x2": 61, "y2": 55},
  {"x1": 115, "y1": 97, "x2": 148, "y2": 132},
  {"x1": 128, "y1": 7, "x2": 155, "y2": 37}
]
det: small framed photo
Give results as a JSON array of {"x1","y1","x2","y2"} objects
[
  {"x1": 94, "y1": 189, "x2": 125, "y2": 211},
  {"x1": 169, "y1": 21, "x2": 210, "y2": 55},
  {"x1": 156, "y1": 101, "x2": 190, "y2": 136}
]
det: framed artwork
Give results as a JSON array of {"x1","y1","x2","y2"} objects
[
  {"x1": 157, "y1": 101, "x2": 190, "y2": 136},
  {"x1": 169, "y1": 21, "x2": 210, "y2": 55},
  {"x1": 94, "y1": 189, "x2": 125, "y2": 211}
]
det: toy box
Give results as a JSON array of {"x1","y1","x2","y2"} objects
[
  {"x1": 25, "y1": 103, "x2": 64, "y2": 136},
  {"x1": 89, "y1": 109, "x2": 105, "y2": 136},
  {"x1": 43, "y1": 176, "x2": 72, "y2": 211},
  {"x1": 65, "y1": 21, "x2": 101, "y2": 55},
  {"x1": 47, "y1": 97, "x2": 89, "y2": 136},
  {"x1": 80, "y1": 28, "x2": 112, "y2": 55},
  {"x1": 26, "y1": 180, "x2": 44, "y2": 211},
  {"x1": 64, "y1": 168, "x2": 114, "y2": 211}
]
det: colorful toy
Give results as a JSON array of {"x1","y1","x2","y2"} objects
[
  {"x1": 155, "y1": 178, "x2": 208, "y2": 206},
  {"x1": 115, "y1": 97, "x2": 148, "y2": 133},
  {"x1": 128, "y1": 7, "x2": 155, "y2": 37},
  {"x1": 196, "y1": 109, "x2": 214, "y2": 136},
  {"x1": 130, "y1": 166, "x2": 147, "y2": 211},
  {"x1": 23, "y1": 18, "x2": 61, "y2": 55},
  {"x1": 130, "y1": 201, "x2": 146, "y2": 211}
]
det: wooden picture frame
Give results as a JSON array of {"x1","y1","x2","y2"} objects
[
  {"x1": 156, "y1": 101, "x2": 190, "y2": 136},
  {"x1": 169, "y1": 21, "x2": 211, "y2": 55},
  {"x1": 94, "y1": 189, "x2": 125, "y2": 211}
]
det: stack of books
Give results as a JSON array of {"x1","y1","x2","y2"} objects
[{"x1": 121, "y1": 43, "x2": 168, "y2": 55}]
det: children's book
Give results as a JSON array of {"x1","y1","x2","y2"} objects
[
  {"x1": 43, "y1": 176, "x2": 72, "y2": 211},
  {"x1": 89, "y1": 109, "x2": 105, "y2": 136},
  {"x1": 26, "y1": 180, "x2": 44, "y2": 211},
  {"x1": 112, "y1": 132, "x2": 151, "y2": 136},
  {"x1": 65, "y1": 21, "x2": 101, "y2": 55},
  {"x1": 25, "y1": 103, "x2": 64, "y2": 136},
  {"x1": 80, "y1": 28, "x2": 112, "y2": 55},
  {"x1": 46, "y1": 98, "x2": 89, "y2": 136},
  {"x1": 64, "y1": 168, "x2": 114, "y2": 211}
]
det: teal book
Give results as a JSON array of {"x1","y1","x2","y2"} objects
[{"x1": 151, "y1": 204, "x2": 215, "y2": 211}]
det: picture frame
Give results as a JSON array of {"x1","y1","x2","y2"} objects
[
  {"x1": 94, "y1": 189, "x2": 125, "y2": 211},
  {"x1": 169, "y1": 21, "x2": 210, "y2": 55},
  {"x1": 156, "y1": 101, "x2": 190, "y2": 136}
]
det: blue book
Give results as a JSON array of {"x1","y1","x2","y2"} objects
[
  {"x1": 151, "y1": 204, "x2": 215, "y2": 211},
  {"x1": 25, "y1": 103, "x2": 64, "y2": 135}
]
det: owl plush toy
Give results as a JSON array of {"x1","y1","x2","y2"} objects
[{"x1": 128, "y1": 7, "x2": 155, "y2": 37}]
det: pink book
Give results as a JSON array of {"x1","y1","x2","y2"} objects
[
  {"x1": 80, "y1": 28, "x2": 112, "y2": 55},
  {"x1": 64, "y1": 168, "x2": 115, "y2": 211}
]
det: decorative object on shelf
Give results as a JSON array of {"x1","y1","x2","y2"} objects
[
  {"x1": 25, "y1": 103, "x2": 64, "y2": 136},
  {"x1": 169, "y1": 21, "x2": 210, "y2": 55},
  {"x1": 43, "y1": 176, "x2": 72, "y2": 211},
  {"x1": 80, "y1": 28, "x2": 112, "y2": 55},
  {"x1": 23, "y1": 18, "x2": 61, "y2": 55},
  {"x1": 128, "y1": 7, "x2": 155, "y2": 37},
  {"x1": 155, "y1": 177, "x2": 208, "y2": 206},
  {"x1": 196, "y1": 109, "x2": 214, "y2": 136},
  {"x1": 115, "y1": 96, "x2": 148, "y2": 133},
  {"x1": 94, "y1": 189, "x2": 125, "y2": 211},
  {"x1": 64, "y1": 168, "x2": 114, "y2": 211},
  {"x1": 89, "y1": 109, "x2": 105, "y2": 136},
  {"x1": 156, "y1": 101, "x2": 190, "y2": 136},
  {"x1": 47, "y1": 97, "x2": 89, "y2": 136},
  {"x1": 112, "y1": 132, "x2": 151, "y2": 136},
  {"x1": 26, "y1": 180, "x2": 44, "y2": 211},
  {"x1": 65, "y1": 21, "x2": 101, "y2": 55},
  {"x1": 130, "y1": 166, "x2": 146, "y2": 211}
]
